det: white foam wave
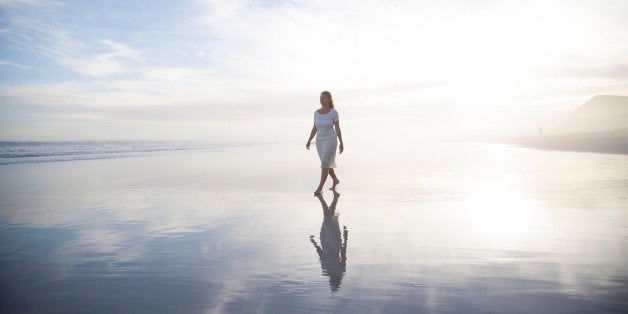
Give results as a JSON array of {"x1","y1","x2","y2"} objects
[{"x1": 0, "y1": 140, "x2": 248, "y2": 164}]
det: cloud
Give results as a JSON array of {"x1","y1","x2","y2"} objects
[
  {"x1": 0, "y1": 0, "x2": 62, "y2": 6},
  {"x1": 0, "y1": 76, "x2": 312, "y2": 125},
  {"x1": 141, "y1": 67, "x2": 214, "y2": 81},
  {"x1": 193, "y1": 0, "x2": 628, "y2": 90},
  {"x1": 0, "y1": 60, "x2": 32, "y2": 70},
  {"x1": 1, "y1": 3, "x2": 140, "y2": 77},
  {"x1": 58, "y1": 39, "x2": 141, "y2": 77},
  {"x1": 531, "y1": 64, "x2": 628, "y2": 80}
]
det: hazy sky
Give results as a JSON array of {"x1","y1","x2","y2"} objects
[{"x1": 1, "y1": 0, "x2": 627, "y2": 141}]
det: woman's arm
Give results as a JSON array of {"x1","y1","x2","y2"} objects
[
  {"x1": 334, "y1": 121, "x2": 344, "y2": 154},
  {"x1": 306, "y1": 123, "x2": 317, "y2": 149},
  {"x1": 310, "y1": 235, "x2": 323, "y2": 258}
]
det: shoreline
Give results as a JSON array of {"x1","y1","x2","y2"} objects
[{"x1": 457, "y1": 131, "x2": 628, "y2": 155}]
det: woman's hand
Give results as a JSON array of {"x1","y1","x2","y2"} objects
[
  {"x1": 307, "y1": 124, "x2": 317, "y2": 150},
  {"x1": 339, "y1": 143, "x2": 344, "y2": 154}
]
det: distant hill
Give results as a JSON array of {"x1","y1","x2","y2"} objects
[
  {"x1": 551, "y1": 95, "x2": 628, "y2": 134},
  {"x1": 568, "y1": 95, "x2": 628, "y2": 117},
  {"x1": 501, "y1": 95, "x2": 628, "y2": 155}
]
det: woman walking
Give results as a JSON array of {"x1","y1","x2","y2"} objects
[{"x1": 306, "y1": 91, "x2": 344, "y2": 195}]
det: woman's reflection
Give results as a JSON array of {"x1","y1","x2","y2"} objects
[{"x1": 310, "y1": 191, "x2": 348, "y2": 292}]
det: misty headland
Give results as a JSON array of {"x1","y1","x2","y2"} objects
[{"x1": 480, "y1": 95, "x2": 628, "y2": 155}]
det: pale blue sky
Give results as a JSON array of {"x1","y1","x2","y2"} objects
[{"x1": 1, "y1": 0, "x2": 627, "y2": 140}]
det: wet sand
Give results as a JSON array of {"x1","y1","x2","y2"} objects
[
  {"x1": 496, "y1": 131, "x2": 628, "y2": 155},
  {"x1": 1, "y1": 141, "x2": 627, "y2": 313}
]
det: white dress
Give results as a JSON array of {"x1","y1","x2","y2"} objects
[{"x1": 314, "y1": 109, "x2": 339, "y2": 168}]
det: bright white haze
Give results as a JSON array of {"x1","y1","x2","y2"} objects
[{"x1": 1, "y1": 0, "x2": 627, "y2": 141}]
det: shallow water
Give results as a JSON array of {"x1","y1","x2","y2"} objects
[{"x1": 1, "y1": 141, "x2": 627, "y2": 313}]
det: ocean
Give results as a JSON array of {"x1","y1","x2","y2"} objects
[{"x1": 0, "y1": 140, "x2": 252, "y2": 164}]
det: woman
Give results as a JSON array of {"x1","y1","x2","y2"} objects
[{"x1": 306, "y1": 91, "x2": 344, "y2": 195}]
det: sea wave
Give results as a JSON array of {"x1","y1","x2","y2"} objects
[{"x1": 0, "y1": 140, "x2": 248, "y2": 164}]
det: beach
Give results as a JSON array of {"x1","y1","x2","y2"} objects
[
  {"x1": 495, "y1": 131, "x2": 628, "y2": 155},
  {"x1": 1, "y1": 140, "x2": 627, "y2": 313}
]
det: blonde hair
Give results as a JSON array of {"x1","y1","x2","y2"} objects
[{"x1": 321, "y1": 91, "x2": 334, "y2": 109}]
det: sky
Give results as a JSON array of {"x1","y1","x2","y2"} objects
[{"x1": 1, "y1": 0, "x2": 627, "y2": 141}]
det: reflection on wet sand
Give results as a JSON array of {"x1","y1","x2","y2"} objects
[{"x1": 310, "y1": 191, "x2": 348, "y2": 292}]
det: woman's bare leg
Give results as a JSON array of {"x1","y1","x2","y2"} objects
[
  {"x1": 329, "y1": 168, "x2": 340, "y2": 190},
  {"x1": 314, "y1": 168, "x2": 329, "y2": 195}
]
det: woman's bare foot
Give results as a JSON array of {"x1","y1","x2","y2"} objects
[{"x1": 330, "y1": 179, "x2": 340, "y2": 190}]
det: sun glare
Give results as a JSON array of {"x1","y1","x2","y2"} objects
[{"x1": 462, "y1": 179, "x2": 538, "y2": 241}]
